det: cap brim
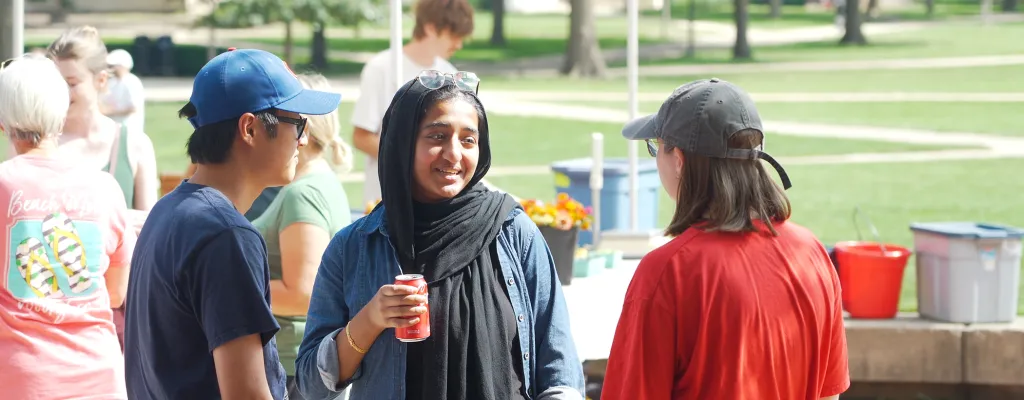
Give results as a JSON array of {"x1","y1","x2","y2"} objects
[
  {"x1": 275, "y1": 89, "x2": 342, "y2": 116},
  {"x1": 621, "y1": 114, "x2": 658, "y2": 141}
]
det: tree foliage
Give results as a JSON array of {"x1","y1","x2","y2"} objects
[{"x1": 198, "y1": 0, "x2": 383, "y2": 29}]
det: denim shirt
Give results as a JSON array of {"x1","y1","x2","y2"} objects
[{"x1": 295, "y1": 206, "x2": 586, "y2": 400}]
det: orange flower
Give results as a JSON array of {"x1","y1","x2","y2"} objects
[{"x1": 520, "y1": 193, "x2": 593, "y2": 231}]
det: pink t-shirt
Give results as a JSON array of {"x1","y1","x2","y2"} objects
[{"x1": 0, "y1": 154, "x2": 135, "y2": 400}]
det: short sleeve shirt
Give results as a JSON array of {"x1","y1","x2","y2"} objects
[
  {"x1": 601, "y1": 220, "x2": 850, "y2": 400},
  {"x1": 0, "y1": 154, "x2": 136, "y2": 400},
  {"x1": 124, "y1": 181, "x2": 286, "y2": 399}
]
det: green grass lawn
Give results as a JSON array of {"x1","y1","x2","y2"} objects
[
  {"x1": 567, "y1": 100, "x2": 1024, "y2": 137},
  {"x1": 141, "y1": 100, "x2": 971, "y2": 174},
  {"x1": 251, "y1": 36, "x2": 666, "y2": 65},
  {"x1": 653, "y1": 0, "x2": 982, "y2": 28},
  {"x1": 629, "y1": 21, "x2": 1024, "y2": 67},
  {"x1": 480, "y1": 63, "x2": 1024, "y2": 94}
]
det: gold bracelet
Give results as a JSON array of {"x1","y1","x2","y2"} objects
[{"x1": 344, "y1": 323, "x2": 368, "y2": 354}]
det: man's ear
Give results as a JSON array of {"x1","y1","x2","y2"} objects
[{"x1": 237, "y1": 113, "x2": 257, "y2": 146}]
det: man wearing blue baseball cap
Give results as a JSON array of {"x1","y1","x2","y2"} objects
[{"x1": 124, "y1": 49, "x2": 341, "y2": 400}]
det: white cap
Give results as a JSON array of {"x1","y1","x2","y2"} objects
[{"x1": 107, "y1": 49, "x2": 134, "y2": 70}]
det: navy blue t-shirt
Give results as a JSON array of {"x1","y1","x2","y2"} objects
[{"x1": 124, "y1": 182, "x2": 286, "y2": 399}]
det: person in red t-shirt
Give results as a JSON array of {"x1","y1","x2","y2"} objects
[{"x1": 602, "y1": 78, "x2": 850, "y2": 400}]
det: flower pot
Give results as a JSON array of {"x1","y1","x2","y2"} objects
[{"x1": 538, "y1": 225, "x2": 579, "y2": 286}]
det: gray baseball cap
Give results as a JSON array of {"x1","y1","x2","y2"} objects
[{"x1": 622, "y1": 78, "x2": 792, "y2": 190}]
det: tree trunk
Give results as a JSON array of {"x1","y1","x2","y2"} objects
[
  {"x1": 686, "y1": 0, "x2": 696, "y2": 57},
  {"x1": 733, "y1": 0, "x2": 752, "y2": 59},
  {"x1": 981, "y1": 0, "x2": 994, "y2": 23},
  {"x1": 770, "y1": 0, "x2": 782, "y2": 19},
  {"x1": 866, "y1": 0, "x2": 879, "y2": 20},
  {"x1": 207, "y1": 26, "x2": 217, "y2": 61},
  {"x1": 283, "y1": 20, "x2": 293, "y2": 65},
  {"x1": 311, "y1": 24, "x2": 327, "y2": 70},
  {"x1": 1002, "y1": 0, "x2": 1018, "y2": 12},
  {"x1": 925, "y1": 0, "x2": 934, "y2": 17},
  {"x1": 840, "y1": 0, "x2": 867, "y2": 45},
  {"x1": 661, "y1": 0, "x2": 672, "y2": 39},
  {"x1": 490, "y1": 0, "x2": 506, "y2": 46},
  {"x1": 560, "y1": 0, "x2": 607, "y2": 77}
]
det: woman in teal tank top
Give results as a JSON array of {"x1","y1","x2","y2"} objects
[
  {"x1": 251, "y1": 73, "x2": 354, "y2": 400},
  {"x1": 48, "y1": 26, "x2": 159, "y2": 352}
]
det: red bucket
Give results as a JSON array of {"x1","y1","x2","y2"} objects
[{"x1": 834, "y1": 241, "x2": 912, "y2": 319}]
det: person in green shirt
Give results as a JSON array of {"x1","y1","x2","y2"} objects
[{"x1": 251, "y1": 73, "x2": 354, "y2": 400}]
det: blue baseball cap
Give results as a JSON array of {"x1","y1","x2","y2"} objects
[{"x1": 187, "y1": 48, "x2": 341, "y2": 129}]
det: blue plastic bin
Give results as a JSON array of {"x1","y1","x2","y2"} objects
[{"x1": 550, "y1": 158, "x2": 660, "y2": 246}]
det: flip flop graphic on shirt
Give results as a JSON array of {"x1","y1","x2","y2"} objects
[
  {"x1": 15, "y1": 237, "x2": 62, "y2": 299},
  {"x1": 41, "y1": 212, "x2": 92, "y2": 294}
]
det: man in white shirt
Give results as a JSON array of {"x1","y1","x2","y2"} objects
[
  {"x1": 352, "y1": 0, "x2": 483, "y2": 206},
  {"x1": 102, "y1": 49, "x2": 146, "y2": 134}
]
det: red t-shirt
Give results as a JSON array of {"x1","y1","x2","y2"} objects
[{"x1": 602, "y1": 219, "x2": 850, "y2": 400}]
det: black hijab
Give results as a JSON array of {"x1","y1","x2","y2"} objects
[{"x1": 378, "y1": 79, "x2": 522, "y2": 399}]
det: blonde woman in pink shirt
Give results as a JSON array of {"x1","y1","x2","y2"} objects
[{"x1": 0, "y1": 54, "x2": 136, "y2": 399}]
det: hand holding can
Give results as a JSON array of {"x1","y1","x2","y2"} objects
[
  {"x1": 364, "y1": 281, "x2": 429, "y2": 332},
  {"x1": 394, "y1": 274, "x2": 430, "y2": 342}
]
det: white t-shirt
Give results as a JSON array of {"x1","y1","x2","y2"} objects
[
  {"x1": 351, "y1": 50, "x2": 457, "y2": 205},
  {"x1": 104, "y1": 73, "x2": 146, "y2": 134}
]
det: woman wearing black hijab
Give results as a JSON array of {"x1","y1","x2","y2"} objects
[{"x1": 295, "y1": 73, "x2": 586, "y2": 400}]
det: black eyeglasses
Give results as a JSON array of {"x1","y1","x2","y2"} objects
[
  {"x1": 646, "y1": 139, "x2": 660, "y2": 157},
  {"x1": 417, "y1": 70, "x2": 480, "y2": 94},
  {"x1": 277, "y1": 115, "x2": 307, "y2": 141}
]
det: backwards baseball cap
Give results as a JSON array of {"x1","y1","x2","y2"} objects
[
  {"x1": 621, "y1": 78, "x2": 792, "y2": 190},
  {"x1": 187, "y1": 48, "x2": 341, "y2": 129}
]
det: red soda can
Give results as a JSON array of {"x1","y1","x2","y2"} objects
[{"x1": 394, "y1": 274, "x2": 430, "y2": 342}]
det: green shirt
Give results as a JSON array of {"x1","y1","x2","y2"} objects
[{"x1": 251, "y1": 171, "x2": 351, "y2": 376}]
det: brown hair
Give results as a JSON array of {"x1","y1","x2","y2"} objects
[
  {"x1": 665, "y1": 129, "x2": 792, "y2": 237},
  {"x1": 413, "y1": 0, "x2": 475, "y2": 40},
  {"x1": 47, "y1": 26, "x2": 109, "y2": 74}
]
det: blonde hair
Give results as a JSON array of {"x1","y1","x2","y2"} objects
[
  {"x1": 47, "y1": 25, "x2": 109, "y2": 74},
  {"x1": 0, "y1": 55, "x2": 70, "y2": 146},
  {"x1": 297, "y1": 73, "x2": 354, "y2": 178}
]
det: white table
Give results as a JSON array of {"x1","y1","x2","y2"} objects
[{"x1": 560, "y1": 260, "x2": 641, "y2": 362}]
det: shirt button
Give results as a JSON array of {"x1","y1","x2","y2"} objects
[
  {"x1": 517, "y1": 314, "x2": 525, "y2": 322},
  {"x1": 507, "y1": 278, "x2": 515, "y2": 286},
  {"x1": 523, "y1": 352, "x2": 530, "y2": 360}
]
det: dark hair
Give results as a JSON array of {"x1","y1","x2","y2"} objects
[
  {"x1": 179, "y1": 102, "x2": 280, "y2": 164},
  {"x1": 413, "y1": 0, "x2": 475, "y2": 40},
  {"x1": 665, "y1": 129, "x2": 792, "y2": 237},
  {"x1": 420, "y1": 82, "x2": 484, "y2": 121}
]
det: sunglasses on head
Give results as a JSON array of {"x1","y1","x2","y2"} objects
[{"x1": 417, "y1": 70, "x2": 480, "y2": 94}]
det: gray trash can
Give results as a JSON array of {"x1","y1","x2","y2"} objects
[{"x1": 910, "y1": 222, "x2": 1024, "y2": 323}]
